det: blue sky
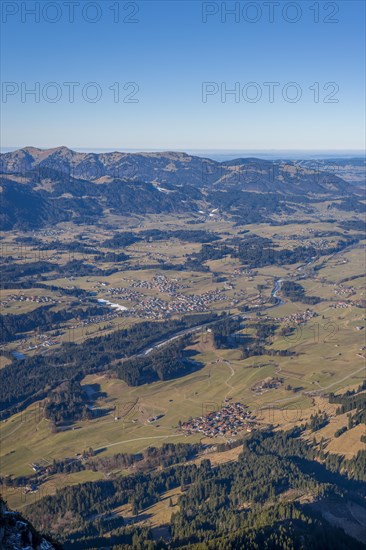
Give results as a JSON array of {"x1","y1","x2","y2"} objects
[{"x1": 1, "y1": 0, "x2": 365, "y2": 151}]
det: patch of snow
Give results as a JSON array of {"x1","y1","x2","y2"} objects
[
  {"x1": 153, "y1": 183, "x2": 171, "y2": 193},
  {"x1": 97, "y1": 299, "x2": 128, "y2": 311}
]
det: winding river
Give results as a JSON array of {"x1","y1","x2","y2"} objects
[{"x1": 270, "y1": 278, "x2": 285, "y2": 306}]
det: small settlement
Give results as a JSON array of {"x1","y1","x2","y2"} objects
[{"x1": 181, "y1": 402, "x2": 256, "y2": 438}]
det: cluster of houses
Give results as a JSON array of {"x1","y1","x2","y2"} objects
[
  {"x1": 36, "y1": 228, "x2": 67, "y2": 238},
  {"x1": 181, "y1": 402, "x2": 255, "y2": 438},
  {"x1": 28, "y1": 339, "x2": 58, "y2": 350},
  {"x1": 93, "y1": 281, "x2": 109, "y2": 289},
  {"x1": 331, "y1": 298, "x2": 365, "y2": 309},
  {"x1": 251, "y1": 376, "x2": 283, "y2": 395},
  {"x1": 106, "y1": 288, "x2": 142, "y2": 300},
  {"x1": 30, "y1": 461, "x2": 49, "y2": 474},
  {"x1": 130, "y1": 274, "x2": 186, "y2": 295},
  {"x1": 249, "y1": 294, "x2": 268, "y2": 308},
  {"x1": 92, "y1": 276, "x2": 227, "y2": 319},
  {"x1": 304, "y1": 238, "x2": 335, "y2": 252},
  {"x1": 77, "y1": 311, "x2": 121, "y2": 327},
  {"x1": 331, "y1": 301, "x2": 352, "y2": 309},
  {"x1": 90, "y1": 275, "x2": 228, "y2": 320},
  {"x1": 333, "y1": 284, "x2": 355, "y2": 297},
  {"x1": 30, "y1": 454, "x2": 83, "y2": 477},
  {"x1": 1, "y1": 294, "x2": 59, "y2": 307},
  {"x1": 125, "y1": 289, "x2": 227, "y2": 319},
  {"x1": 233, "y1": 268, "x2": 256, "y2": 277},
  {"x1": 268, "y1": 308, "x2": 318, "y2": 325},
  {"x1": 15, "y1": 332, "x2": 60, "y2": 352}
]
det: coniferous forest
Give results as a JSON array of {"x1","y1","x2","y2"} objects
[{"x1": 19, "y1": 427, "x2": 366, "y2": 550}]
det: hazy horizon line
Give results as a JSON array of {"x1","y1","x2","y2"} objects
[{"x1": 1, "y1": 146, "x2": 365, "y2": 161}]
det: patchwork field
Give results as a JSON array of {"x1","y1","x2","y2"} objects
[{"x1": 1, "y1": 215, "x2": 365, "y2": 514}]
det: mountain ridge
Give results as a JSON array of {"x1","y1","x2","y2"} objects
[
  {"x1": 0, "y1": 147, "x2": 362, "y2": 231},
  {"x1": 0, "y1": 146, "x2": 354, "y2": 191}
]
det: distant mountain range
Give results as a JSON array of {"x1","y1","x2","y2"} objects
[
  {"x1": 0, "y1": 147, "x2": 362, "y2": 230},
  {"x1": 297, "y1": 158, "x2": 365, "y2": 187}
]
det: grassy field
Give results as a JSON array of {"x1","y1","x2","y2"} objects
[
  {"x1": 1, "y1": 216, "x2": 365, "y2": 512},
  {"x1": 1, "y1": 307, "x2": 364, "y2": 481}
]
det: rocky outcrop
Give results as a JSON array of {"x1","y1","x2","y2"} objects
[{"x1": 0, "y1": 498, "x2": 59, "y2": 550}]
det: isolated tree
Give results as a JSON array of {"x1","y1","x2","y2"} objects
[{"x1": 348, "y1": 413, "x2": 353, "y2": 430}]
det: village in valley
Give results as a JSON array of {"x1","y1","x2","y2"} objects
[{"x1": 181, "y1": 402, "x2": 256, "y2": 439}]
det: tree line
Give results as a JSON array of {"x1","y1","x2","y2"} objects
[
  {"x1": 0, "y1": 312, "x2": 218, "y2": 419},
  {"x1": 20, "y1": 427, "x2": 366, "y2": 548}
]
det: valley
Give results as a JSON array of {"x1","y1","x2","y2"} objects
[{"x1": 0, "y1": 149, "x2": 365, "y2": 548}]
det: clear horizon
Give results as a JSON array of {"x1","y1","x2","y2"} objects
[
  {"x1": 0, "y1": 145, "x2": 366, "y2": 162},
  {"x1": 1, "y1": 146, "x2": 365, "y2": 162}
]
